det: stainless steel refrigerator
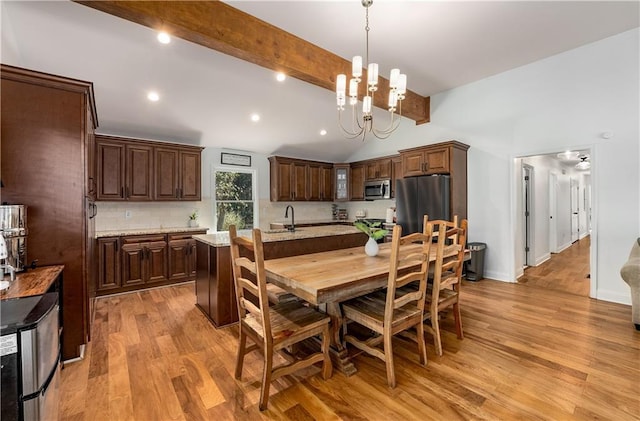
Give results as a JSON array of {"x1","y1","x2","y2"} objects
[{"x1": 395, "y1": 175, "x2": 450, "y2": 234}]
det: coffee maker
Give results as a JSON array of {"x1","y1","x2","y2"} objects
[{"x1": 0, "y1": 205, "x2": 27, "y2": 278}]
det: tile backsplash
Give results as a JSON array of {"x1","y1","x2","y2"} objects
[{"x1": 95, "y1": 199, "x2": 396, "y2": 233}]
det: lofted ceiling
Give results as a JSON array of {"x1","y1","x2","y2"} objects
[{"x1": 1, "y1": 1, "x2": 638, "y2": 163}]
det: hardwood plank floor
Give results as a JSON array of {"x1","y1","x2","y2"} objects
[
  {"x1": 518, "y1": 235, "x2": 591, "y2": 296},
  {"x1": 60, "y1": 277, "x2": 639, "y2": 420}
]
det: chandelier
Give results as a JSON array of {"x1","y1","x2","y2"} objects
[{"x1": 336, "y1": 0, "x2": 406, "y2": 141}]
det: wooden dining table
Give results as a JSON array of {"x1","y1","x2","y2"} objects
[{"x1": 263, "y1": 241, "x2": 463, "y2": 375}]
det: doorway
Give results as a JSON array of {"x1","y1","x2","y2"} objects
[{"x1": 515, "y1": 150, "x2": 593, "y2": 297}]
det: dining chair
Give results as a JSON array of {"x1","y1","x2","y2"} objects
[
  {"x1": 341, "y1": 221, "x2": 433, "y2": 388},
  {"x1": 424, "y1": 218, "x2": 468, "y2": 356},
  {"x1": 229, "y1": 225, "x2": 332, "y2": 410}
]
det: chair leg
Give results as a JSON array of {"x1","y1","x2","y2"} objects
[
  {"x1": 431, "y1": 314, "x2": 443, "y2": 357},
  {"x1": 321, "y1": 324, "x2": 333, "y2": 380},
  {"x1": 234, "y1": 329, "x2": 247, "y2": 379},
  {"x1": 383, "y1": 332, "x2": 396, "y2": 388},
  {"x1": 259, "y1": 347, "x2": 274, "y2": 411},
  {"x1": 453, "y1": 302, "x2": 464, "y2": 339},
  {"x1": 416, "y1": 321, "x2": 427, "y2": 366}
]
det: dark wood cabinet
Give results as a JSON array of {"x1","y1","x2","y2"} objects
[
  {"x1": 391, "y1": 155, "x2": 403, "y2": 198},
  {"x1": 155, "y1": 147, "x2": 202, "y2": 201},
  {"x1": 97, "y1": 230, "x2": 205, "y2": 296},
  {"x1": 121, "y1": 235, "x2": 167, "y2": 286},
  {"x1": 268, "y1": 156, "x2": 333, "y2": 202},
  {"x1": 96, "y1": 135, "x2": 202, "y2": 201},
  {"x1": 1, "y1": 64, "x2": 97, "y2": 360},
  {"x1": 96, "y1": 137, "x2": 154, "y2": 201},
  {"x1": 97, "y1": 237, "x2": 121, "y2": 291},
  {"x1": 350, "y1": 163, "x2": 366, "y2": 201},
  {"x1": 365, "y1": 158, "x2": 392, "y2": 180},
  {"x1": 399, "y1": 141, "x2": 469, "y2": 220}
]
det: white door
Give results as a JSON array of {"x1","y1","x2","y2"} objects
[
  {"x1": 549, "y1": 172, "x2": 558, "y2": 253},
  {"x1": 570, "y1": 178, "x2": 579, "y2": 243}
]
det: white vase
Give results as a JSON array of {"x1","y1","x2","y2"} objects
[
  {"x1": 365, "y1": 237, "x2": 379, "y2": 257},
  {"x1": 189, "y1": 219, "x2": 199, "y2": 228}
]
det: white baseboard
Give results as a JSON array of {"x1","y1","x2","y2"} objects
[
  {"x1": 535, "y1": 253, "x2": 551, "y2": 266},
  {"x1": 556, "y1": 242, "x2": 572, "y2": 253},
  {"x1": 579, "y1": 232, "x2": 589, "y2": 240},
  {"x1": 482, "y1": 270, "x2": 514, "y2": 283},
  {"x1": 596, "y1": 289, "x2": 632, "y2": 306}
]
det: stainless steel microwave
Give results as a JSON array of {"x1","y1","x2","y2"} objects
[{"x1": 364, "y1": 179, "x2": 391, "y2": 200}]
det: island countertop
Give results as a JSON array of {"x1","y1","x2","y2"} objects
[
  {"x1": 0, "y1": 265, "x2": 64, "y2": 300},
  {"x1": 193, "y1": 225, "x2": 363, "y2": 247},
  {"x1": 96, "y1": 226, "x2": 209, "y2": 238}
]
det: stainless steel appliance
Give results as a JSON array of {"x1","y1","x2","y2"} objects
[
  {"x1": 395, "y1": 175, "x2": 450, "y2": 234},
  {"x1": 364, "y1": 179, "x2": 391, "y2": 200},
  {"x1": 1, "y1": 293, "x2": 60, "y2": 421},
  {"x1": 0, "y1": 205, "x2": 27, "y2": 273}
]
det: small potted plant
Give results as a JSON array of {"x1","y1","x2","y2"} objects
[
  {"x1": 188, "y1": 210, "x2": 199, "y2": 227},
  {"x1": 354, "y1": 220, "x2": 387, "y2": 256}
]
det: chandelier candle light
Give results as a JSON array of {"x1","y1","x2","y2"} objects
[{"x1": 336, "y1": 0, "x2": 406, "y2": 141}]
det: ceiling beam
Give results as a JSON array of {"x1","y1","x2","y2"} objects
[{"x1": 74, "y1": 1, "x2": 430, "y2": 124}]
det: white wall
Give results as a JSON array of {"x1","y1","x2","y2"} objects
[{"x1": 345, "y1": 28, "x2": 640, "y2": 305}]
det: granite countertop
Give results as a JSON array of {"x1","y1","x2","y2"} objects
[
  {"x1": 96, "y1": 226, "x2": 209, "y2": 238},
  {"x1": 194, "y1": 225, "x2": 364, "y2": 247}
]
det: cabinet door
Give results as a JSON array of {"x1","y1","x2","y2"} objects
[
  {"x1": 168, "y1": 239, "x2": 190, "y2": 281},
  {"x1": 188, "y1": 240, "x2": 197, "y2": 277},
  {"x1": 97, "y1": 238, "x2": 120, "y2": 291},
  {"x1": 350, "y1": 164, "x2": 365, "y2": 200},
  {"x1": 126, "y1": 144, "x2": 154, "y2": 200},
  {"x1": 155, "y1": 148, "x2": 180, "y2": 200},
  {"x1": 365, "y1": 161, "x2": 379, "y2": 180},
  {"x1": 334, "y1": 164, "x2": 350, "y2": 201},
  {"x1": 273, "y1": 161, "x2": 293, "y2": 201},
  {"x1": 307, "y1": 163, "x2": 322, "y2": 201},
  {"x1": 391, "y1": 156, "x2": 403, "y2": 198},
  {"x1": 320, "y1": 165, "x2": 333, "y2": 201},
  {"x1": 146, "y1": 241, "x2": 168, "y2": 283},
  {"x1": 179, "y1": 150, "x2": 201, "y2": 200},
  {"x1": 86, "y1": 111, "x2": 97, "y2": 201},
  {"x1": 377, "y1": 159, "x2": 392, "y2": 179},
  {"x1": 96, "y1": 140, "x2": 125, "y2": 200},
  {"x1": 121, "y1": 243, "x2": 145, "y2": 286},
  {"x1": 401, "y1": 150, "x2": 426, "y2": 177},
  {"x1": 292, "y1": 161, "x2": 307, "y2": 201},
  {"x1": 424, "y1": 147, "x2": 450, "y2": 174}
]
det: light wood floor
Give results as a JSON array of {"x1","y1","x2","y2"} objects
[
  {"x1": 518, "y1": 235, "x2": 591, "y2": 296},
  {"x1": 60, "y1": 277, "x2": 639, "y2": 421}
]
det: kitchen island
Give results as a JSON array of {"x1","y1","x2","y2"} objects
[{"x1": 194, "y1": 225, "x2": 367, "y2": 327}]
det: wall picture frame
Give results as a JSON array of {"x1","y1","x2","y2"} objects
[{"x1": 221, "y1": 152, "x2": 251, "y2": 167}]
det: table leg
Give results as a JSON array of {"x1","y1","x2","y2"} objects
[{"x1": 325, "y1": 302, "x2": 357, "y2": 376}]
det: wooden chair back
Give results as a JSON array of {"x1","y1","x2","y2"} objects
[
  {"x1": 430, "y1": 218, "x2": 468, "y2": 292},
  {"x1": 229, "y1": 225, "x2": 272, "y2": 342},
  {"x1": 384, "y1": 217, "x2": 434, "y2": 328}
]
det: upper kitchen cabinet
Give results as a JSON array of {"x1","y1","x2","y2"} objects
[
  {"x1": 96, "y1": 136, "x2": 153, "y2": 201},
  {"x1": 365, "y1": 157, "x2": 392, "y2": 181},
  {"x1": 1, "y1": 64, "x2": 97, "y2": 360},
  {"x1": 155, "y1": 147, "x2": 202, "y2": 201},
  {"x1": 334, "y1": 164, "x2": 350, "y2": 201},
  {"x1": 391, "y1": 155, "x2": 403, "y2": 197},
  {"x1": 349, "y1": 163, "x2": 366, "y2": 201},
  {"x1": 400, "y1": 141, "x2": 469, "y2": 177},
  {"x1": 268, "y1": 156, "x2": 333, "y2": 202},
  {"x1": 96, "y1": 135, "x2": 203, "y2": 201}
]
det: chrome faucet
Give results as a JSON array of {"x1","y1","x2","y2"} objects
[{"x1": 284, "y1": 205, "x2": 295, "y2": 232}]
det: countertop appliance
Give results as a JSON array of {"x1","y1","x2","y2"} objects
[
  {"x1": 1, "y1": 293, "x2": 60, "y2": 421},
  {"x1": 0, "y1": 205, "x2": 27, "y2": 273},
  {"x1": 364, "y1": 179, "x2": 391, "y2": 200},
  {"x1": 395, "y1": 175, "x2": 450, "y2": 234}
]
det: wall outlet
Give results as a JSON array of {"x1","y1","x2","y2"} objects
[{"x1": 125, "y1": 210, "x2": 132, "y2": 219}]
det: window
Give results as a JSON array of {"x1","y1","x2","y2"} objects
[{"x1": 213, "y1": 168, "x2": 257, "y2": 231}]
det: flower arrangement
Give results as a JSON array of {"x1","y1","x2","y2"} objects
[
  {"x1": 189, "y1": 210, "x2": 198, "y2": 221},
  {"x1": 354, "y1": 220, "x2": 388, "y2": 241}
]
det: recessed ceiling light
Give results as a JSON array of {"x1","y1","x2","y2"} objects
[
  {"x1": 556, "y1": 150, "x2": 579, "y2": 160},
  {"x1": 276, "y1": 72, "x2": 286, "y2": 82},
  {"x1": 320, "y1": 129, "x2": 327, "y2": 136},
  {"x1": 147, "y1": 91, "x2": 160, "y2": 102},
  {"x1": 250, "y1": 113, "x2": 260, "y2": 122},
  {"x1": 157, "y1": 32, "x2": 171, "y2": 44}
]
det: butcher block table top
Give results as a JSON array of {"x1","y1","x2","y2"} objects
[
  {"x1": 263, "y1": 242, "x2": 462, "y2": 305},
  {"x1": 0, "y1": 265, "x2": 64, "y2": 300}
]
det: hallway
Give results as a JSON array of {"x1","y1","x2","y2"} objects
[{"x1": 518, "y1": 235, "x2": 590, "y2": 296}]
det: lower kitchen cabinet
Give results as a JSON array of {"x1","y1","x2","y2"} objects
[{"x1": 96, "y1": 230, "x2": 205, "y2": 296}]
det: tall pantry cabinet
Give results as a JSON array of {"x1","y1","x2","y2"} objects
[{"x1": 0, "y1": 65, "x2": 98, "y2": 360}]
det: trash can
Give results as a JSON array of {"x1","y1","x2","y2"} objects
[{"x1": 465, "y1": 242, "x2": 486, "y2": 281}]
